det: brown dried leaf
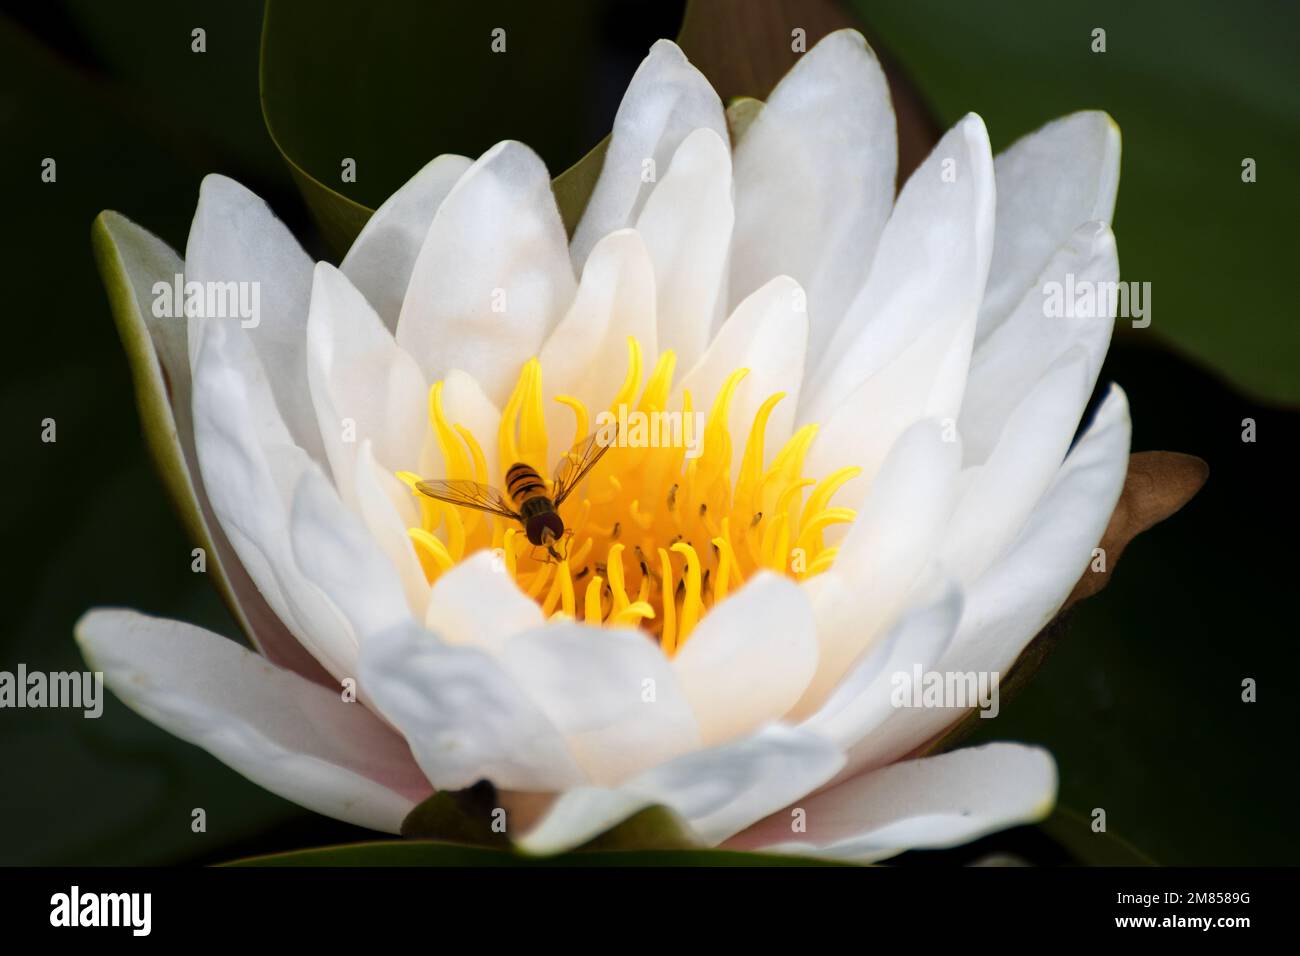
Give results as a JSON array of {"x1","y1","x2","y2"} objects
[{"x1": 1065, "y1": 451, "x2": 1208, "y2": 609}]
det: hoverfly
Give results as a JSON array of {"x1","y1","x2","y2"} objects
[{"x1": 415, "y1": 432, "x2": 615, "y2": 562}]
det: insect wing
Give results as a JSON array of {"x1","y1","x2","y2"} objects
[
  {"x1": 414, "y1": 479, "x2": 521, "y2": 520},
  {"x1": 552, "y1": 431, "x2": 615, "y2": 506}
]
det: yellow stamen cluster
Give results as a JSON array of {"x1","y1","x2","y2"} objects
[{"x1": 397, "y1": 338, "x2": 857, "y2": 655}]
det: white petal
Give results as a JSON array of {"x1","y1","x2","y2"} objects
[
  {"x1": 730, "y1": 28, "x2": 896, "y2": 368},
  {"x1": 940, "y1": 385, "x2": 1131, "y2": 677},
  {"x1": 425, "y1": 551, "x2": 545, "y2": 654},
  {"x1": 76, "y1": 609, "x2": 429, "y2": 834},
  {"x1": 396, "y1": 141, "x2": 576, "y2": 404},
  {"x1": 728, "y1": 743, "x2": 1056, "y2": 862},
  {"x1": 353, "y1": 442, "x2": 430, "y2": 620},
  {"x1": 341, "y1": 154, "x2": 472, "y2": 331},
  {"x1": 673, "y1": 573, "x2": 818, "y2": 746},
  {"x1": 961, "y1": 221, "x2": 1118, "y2": 464},
  {"x1": 517, "y1": 724, "x2": 844, "y2": 853},
  {"x1": 96, "y1": 211, "x2": 332, "y2": 683},
  {"x1": 844, "y1": 386, "x2": 1131, "y2": 772},
  {"x1": 496, "y1": 622, "x2": 700, "y2": 786},
  {"x1": 571, "y1": 39, "x2": 727, "y2": 268},
  {"x1": 358, "y1": 618, "x2": 584, "y2": 792},
  {"x1": 978, "y1": 111, "x2": 1121, "y2": 343},
  {"x1": 288, "y1": 475, "x2": 582, "y2": 792},
  {"x1": 801, "y1": 581, "x2": 961, "y2": 751},
  {"x1": 538, "y1": 228, "x2": 657, "y2": 444},
  {"x1": 942, "y1": 348, "x2": 1093, "y2": 585},
  {"x1": 798, "y1": 419, "x2": 961, "y2": 713},
  {"x1": 289, "y1": 465, "x2": 413, "y2": 646},
  {"x1": 184, "y1": 174, "x2": 324, "y2": 462},
  {"x1": 635, "y1": 127, "x2": 734, "y2": 370},
  {"x1": 306, "y1": 262, "x2": 427, "y2": 506},
  {"x1": 191, "y1": 318, "x2": 358, "y2": 680},
  {"x1": 804, "y1": 114, "x2": 995, "y2": 433},
  {"x1": 673, "y1": 275, "x2": 808, "y2": 473}
]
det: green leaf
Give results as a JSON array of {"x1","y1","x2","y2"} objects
[
  {"x1": 259, "y1": 0, "x2": 621, "y2": 255},
  {"x1": 552, "y1": 134, "x2": 609, "y2": 237},
  {"x1": 222, "y1": 840, "x2": 851, "y2": 867},
  {"x1": 400, "y1": 781, "x2": 511, "y2": 848},
  {"x1": 569, "y1": 805, "x2": 698, "y2": 853},
  {"x1": 402, "y1": 784, "x2": 703, "y2": 854},
  {"x1": 851, "y1": 0, "x2": 1300, "y2": 404}
]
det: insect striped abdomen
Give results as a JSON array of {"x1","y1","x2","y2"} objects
[
  {"x1": 506, "y1": 463, "x2": 564, "y2": 547},
  {"x1": 505, "y1": 463, "x2": 549, "y2": 506}
]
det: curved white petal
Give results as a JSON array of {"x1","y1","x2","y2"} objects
[
  {"x1": 942, "y1": 347, "x2": 1094, "y2": 585},
  {"x1": 539, "y1": 228, "x2": 657, "y2": 444},
  {"x1": 425, "y1": 551, "x2": 545, "y2": 653},
  {"x1": 397, "y1": 141, "x2": 576, "y2": 404},
  {"x1": 635, "y1": 127, "x2": 734, "y2": 370},
  {"x1": 97, "y1": 211, "x2": 332, "y2": 684},
  {"x1": 801, "y1": 580, "x2": 961, "y2": 751},
  {"x1": 961, "y1": 221, "x2": 1118, "y2": 464},
  {"x1": 845, "y1": 386, "x2": 1131, "y2": 772},
  {"x1": 517, "y1": 724, "x2": 844, "y2": 854},
  {"x1": 730, "y1": 28, "x2": 896, "y2": 368},
  {"x1": 571, "y1": 39, "x2": 727, "y2": 269},
  {"x1": 292, "y1": 478, "x2": 587, "y2": 790},
  {"x1": 673, "y1": 275, "x2": 809, "y2": 472},
  {"x1": 192, "y1": 319, "x2": 357, "y2": 680},
  {"x1": 353, "y1": 441, "x2": 429, "y2": 619},
  {"x1": 496, "y1": 622, "x2": 700, "y2": 786},
  {"x1": 341, "y1": 154, "x2": 472, "y2": 331},
  {"x1": 76, "y1": 609, "x2": 429, "y2": 834},
  {"x1": 805, "y1": 114, "x2": 996, "y2": 432},
  {"x1": 289, "y1": 484, "x2": 584, "y2": 792},
  {"x1": 673, "y1": 573, "x2": 818, "y2": 746},
  {"x1": 728, "y1": 743, "x2": 1056, "y2": 862},
  {"x1": 979, "y1": 111, "x2": 1121, "y2": 343},
  {"x1": 306, "y1": 262, "x2": 427, "y2": 506},
  {"x1": 798, "y1": 418, "x2": 961, "y2": 713},
  {"x1": 940, "y1": 384, "x2": 1131, "y2": 678},
  {"x1": 185, "y1": 174, "x2": 324, "y2": 462},
  {"x1": 359, "y1": 618, "x2": 585, "y2": 792}
]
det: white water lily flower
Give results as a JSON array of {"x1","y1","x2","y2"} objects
[{"x1": 79, "y1": 29, "x2": 1128, "y2": 862}]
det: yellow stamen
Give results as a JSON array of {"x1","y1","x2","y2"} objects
[
  {"x1": 408, "y1": 528, "x2": 453, "y2": 579},
  {"x1": 401, "y1": 338, "x2": 855, "y2": 656},
  {"x1": 670, "y1": 542, "x2": 703, "y2": 646},
  {"x1": 584, "y1": 575, "x2": 606, "y2": 624},
  {"x1": 554, "y1": 394, "x2": 589, "y2": 451}
]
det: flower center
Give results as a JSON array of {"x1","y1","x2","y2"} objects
[{"x1": 397, "y1": 338, "x2": 857, "y2": 655}]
